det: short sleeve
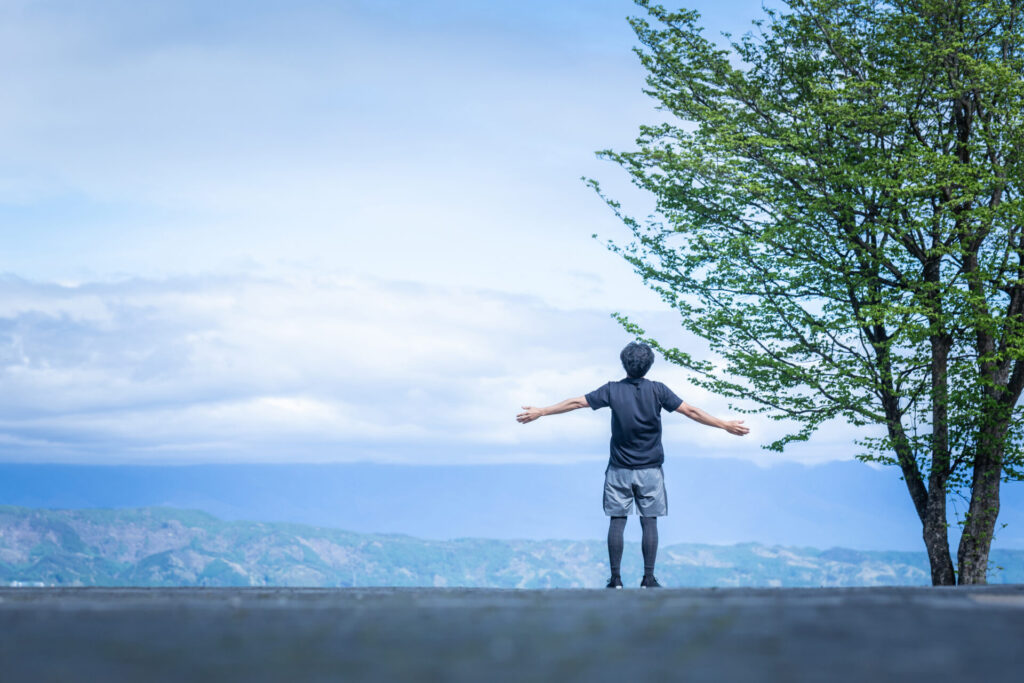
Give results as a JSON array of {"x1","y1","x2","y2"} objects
[
  {"x1": 657, "y1": 382, "x2": 683, "y2": 413},
  {"x1": 585, "y1": 383, "x2": 611, "y2": 410}
]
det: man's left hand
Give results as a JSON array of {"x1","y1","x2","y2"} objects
[{"x1": 516, "y1": 406, "x2": 544, "y2": 423}]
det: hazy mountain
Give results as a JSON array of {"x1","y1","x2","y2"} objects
[
  {"x1": 8, "y1": 460, "x2": 1021, "y2": 551},
  {"x1": 3, "y1": 506, "x2": 1022, "y2": 588}
]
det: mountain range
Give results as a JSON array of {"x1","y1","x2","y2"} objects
[{"x1": 3, "y1": 505, "x2": 1022, "y2": 588}]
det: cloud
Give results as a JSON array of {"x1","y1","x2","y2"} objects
[
  {"x1": 0, "y1": 2, "x2": 868, "y2": 465},
  {"x1": 0, "y1": 0, "x2": 666, "y2": 315},
  {"x1": 0, "y1": 272, "x2": 871, "y2": 465},
  {"x1": 0, "y1": 273, "x2": 613, "y2": 461}
]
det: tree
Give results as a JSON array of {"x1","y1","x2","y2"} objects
[{"x1": 591, "y1": 0, "x2": 1024, "y2": 584}]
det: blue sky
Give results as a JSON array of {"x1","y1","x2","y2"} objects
[
  {"x1": 4, "y1": 0, "x2": 1024, "y2": 550},
  {"x1": 3, "y1": 0, "x2": 850, "y2": 465}
]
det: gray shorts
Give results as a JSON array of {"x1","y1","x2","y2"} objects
[{"x1": 603, "y1": 464, "x2": 667, "y2": 517}]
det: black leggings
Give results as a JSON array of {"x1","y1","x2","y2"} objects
[{"x1": 607, "y1": 516, "x2": 659, "y2": 577}]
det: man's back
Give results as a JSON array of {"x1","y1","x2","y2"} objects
[
  {"x1": 586, "y1": 377, "x2": 682, "y2": 469},
  {"x1": 516, "y1": 341, "x2": 748, "y2": 588}
]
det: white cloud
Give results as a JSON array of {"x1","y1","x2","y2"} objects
[
  {"x1": 0, "y1": 272, "x2": 872, "y2": 465},
  {"x1": 0, "y1": 2, "x2": 869, "y2": 465},
  {"x1": 0, "y1": 273, "x2": 612, "y2": 461},
  {"x1": 0, "y1": 0, "x2": 666, "y2": 315}
]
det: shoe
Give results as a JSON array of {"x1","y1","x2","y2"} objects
[
  {"x1": 606, "y1": 575, "x2": 623, "y2": 589},
  {"x1": 640, "y1": 575, "x2": 661, "y2": 588}
]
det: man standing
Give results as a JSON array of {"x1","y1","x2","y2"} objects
[{"x1": 516, "y1": 342, "x2": 749, "y2": 588}]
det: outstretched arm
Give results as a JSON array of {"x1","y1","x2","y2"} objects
[
  {"x1": 517, "y1": 396, "x2": 589, "y2": 424},
  {"x1": 676, "y1": 402, "x2": 749, "y2": 436}
]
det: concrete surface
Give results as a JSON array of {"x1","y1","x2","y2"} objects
[{"x1": 1, "y1": 585, "x2": 1023, "y2": 682}]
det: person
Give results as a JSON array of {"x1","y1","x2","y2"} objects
[{"x1": 516, "y1": 341, "x2": 749, "y2": 588}]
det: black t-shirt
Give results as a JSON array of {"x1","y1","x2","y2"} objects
[{"x1": 585, "y1": 377, "x2": 683, "y2": 469}]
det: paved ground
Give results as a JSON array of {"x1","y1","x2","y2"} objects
[{"x1": 2, "y1": 585, "x2": 1023, "y2": 682}]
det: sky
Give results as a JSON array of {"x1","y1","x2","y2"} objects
[
  {"x1": 2, "y1": 0, "x2": 854, "y2": 466},
  {"x1": 5, "y1": 0, "x2": 1024, "y2": 551}
]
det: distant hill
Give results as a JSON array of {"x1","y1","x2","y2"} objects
[{"x1": 1, "y1": 506, "x2": 1022, "y2": 588}]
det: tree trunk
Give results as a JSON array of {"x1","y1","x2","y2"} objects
[
  {"x1": 923, "y1": 494, "x2": 956, "y2": 585},
  {"x1": 957, "y1": 436, "x2": 1004, "y2": 585},
  {"x1": 924, "y1": 317, "x2": 954, "y2": 585},
  {"x1": 881, "y1": 397, "x2": 955, "y2": 585}
]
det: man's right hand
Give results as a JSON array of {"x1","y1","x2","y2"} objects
[
  {"x1": 723, "y1": 420, "x2": 749, "y2": 436},
  {"x1": 677, "y1": 402, "x2": 750, "y2": 436}
]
